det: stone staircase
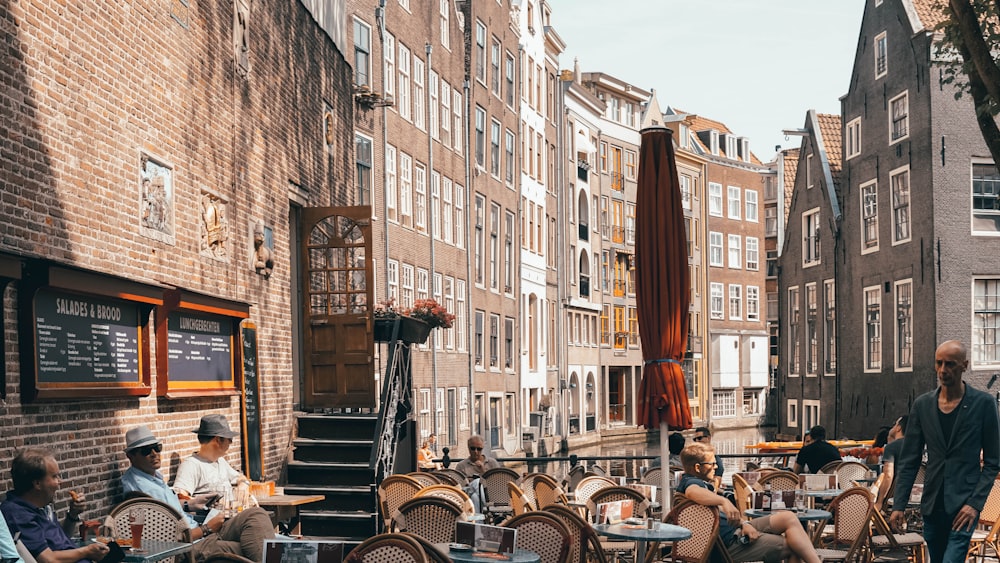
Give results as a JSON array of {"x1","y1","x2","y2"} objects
[{"x1": 284, "y1": 413, "x2": 379, "y2": 546}]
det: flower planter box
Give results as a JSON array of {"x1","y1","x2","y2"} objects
[{"x1": 374, "y1": 316, "x2": 431, "y2": 344}]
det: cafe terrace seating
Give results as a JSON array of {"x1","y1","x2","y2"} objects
[
  {"x1": 507, "y1": 482, "x2": 534, "y2": 516},
  {"x1": 587, "y1": 487, "x2": 652, "y2": 519},
  {"x1": 399, "y1": 532, "x2": 453, "y2": 563},
  {"x1": 574, "y1": 476, "x2": 617, "y2": 507},
  {"x1": 415, "y1": 484, "x2": 476, "y2": 517},
  {"x1": 834, "y1": 462, "x2": 870, "y2": 486},
  {"x1": 104, "y1": 497, "x2": 192, "y2": 563},
  {"x1": 641, "y1": 467, "x2": 662, "y2": 487},
  {"x1": 564, "y1": 465, "x2": 586, "y2": 494},
  {"x1": 391, "y1": 496, "x2": 463, "y2": 544},
  {"x1": 545, "y1": 504, "x2": 609, "y2": 563},
  {"x1": 967, "y1": 477, "x2": 1000, "y2": 563},
  {"x1": 814, "y1": 487, "x2": 873, "y2": 563},
  {"x1": 532, "y1": 474, "x2": 570, "y2": 509},
  {"x1": 819, "y1": 461, "x2": 843, "y2": 474},
  {"x1": 730, "y1": 473, "x2": 752, "y2": 514},
  {"x1": 518, "y1": 473, "x2": 545, "y2": 510},
  {"x1": 756, "y1": 471, "x2": 799, "y2": 492},
  {"x1": 377, "y1": 474, "x2": 423, "y2": 530},
  {"x1": 406, "y1": 472, "x2": 441, "y2": 488},
  {"x1": 343, "y1": 532, "x2": 428, "y2": 563},
  {"x1": 869, "y1": 504, "x2": 927, "y2": 563},
  {"x1": 501, "y1": 511, "x2": 572, "y2": 563},
  {"x1": 657, "y1": 495, "x2": 719, "y2": 563},
  {"x1": 482, "y1": 467, "x2": 519, "y2": 518},
  {"x1": 433, "y1": 468, "x2": 469, "y2": 487}
]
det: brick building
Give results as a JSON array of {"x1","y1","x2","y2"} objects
[{"x1": 0, "y1": 0, "x2": 354, "y2": 515}]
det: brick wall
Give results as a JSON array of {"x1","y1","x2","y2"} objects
[{"x1": 0, "y1": 0, "x2": 354, "y2": 517}]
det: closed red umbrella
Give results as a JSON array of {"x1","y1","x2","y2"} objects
[{"x1": 635, "y1": 127, "x2": 692, "y2": 510}]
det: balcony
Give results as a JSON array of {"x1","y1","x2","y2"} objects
[{"x1": 578, "y1": 223, "x2": 589, "y2": 241}]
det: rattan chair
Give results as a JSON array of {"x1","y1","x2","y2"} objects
[
  {"x1": 391, "y1": 496, "x2": 463, "y2": 544},
  {"x1": 533, "y1": 473, "x2": 569, "y2": 509},
  {"x1": 502, "y1": 511, "x2": 572, "y2": 563},
  {"x1": 104, "y1": 498, "x2": 191, "y2": 563},
  {"x1": 588, "y1": 486, "x2": 652, "y2": 519},
  {"x1": 967, "y1": 478, "x2": 1000, "y2": 563},
  {"x1": 756, "y1": 470, "x2": 800, "y2": 492},
  {"x1": 518, "y1": 473, "x2": 545, "y2": 510},
  {"x1": 544, "y1": 504, "x2": 609, "y2": 563},
  {"x1": 815, "y1": 487, "x2": 873, "y2": 563},
  {"x1": 587, "y1": 464, "x2": 608, "y2": 476},
  {"x1": 344, "y1": 533, "x2": 428, "y2": 563},
  {"x1": 400, "y1": 532, "x2": 453, "y2": 563},
  {"x1": 434, "y1": 468, "x2": 469, "y2": 487},
  {"x1": 481, "y1": 467, "x2": 519, "y2": 519},
  {"x1": 834, "y1": 461, "x2": 870, "y2": 487},
  {"x1": 406, "y1": 471, "x2": 442, "y2": 488},
  {"x1": 378, "y1": 474, "x2": 424, "y2": 530},
  {"x1": 869, "y1": 503, "x2": 927, "y2": 563},
  {"x1": 641, "y1": 466, "x2": 663, "y2": 487},
  {"x1": 508, "y1": 481, "x2": 534, "y2": 516},
  {"x1": 657, "y1": 494, "x2": 720, "y2": 563},
  {"x1": 415, "y1": 484, "x2": 476, "y2": 517},
  {"x1": 574, "y1": 476, "x2": 616, "y2": 508},
  {"x1": 819, "y1": 461, "x2": 843, "y2": 474},
  {"x1": 564, "y1": 464, "x2": 586, "y2": 493},
  {"x1": 730, "y1": 473, "x2": 752, "y2": 514}
]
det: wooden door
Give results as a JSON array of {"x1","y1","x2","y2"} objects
[{"x1": 300, "y1": 207, "x2": 374, "y2": 409}]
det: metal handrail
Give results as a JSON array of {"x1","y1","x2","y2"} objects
[{"x1": 369, "y1": 318, "x2": 411, "y2": 483}]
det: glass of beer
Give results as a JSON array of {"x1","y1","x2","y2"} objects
[{"x1": 128, "y1": 509, "x2": 145, "y2": 552}]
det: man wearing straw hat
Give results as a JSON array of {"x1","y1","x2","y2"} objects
[{"x1": 121, "y1": 425, "x2": 274, "y2": 562}]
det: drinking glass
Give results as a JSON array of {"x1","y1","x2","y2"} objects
[
  {"x1": 794, "y1": 489, "x2": 807, "y2": 510},
  {"x1": 128, "y1": 509, "x2": 145, "y2": 552}
]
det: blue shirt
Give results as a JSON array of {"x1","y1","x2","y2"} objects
[
  {"x1": 0, "y1": 513, "x2": 22, "y2": 563},
  {"x1": 121, "y1": 467, "x2": 198, "y2": 529},
  {"x1": 1, "y1": 492, "x2": 85, "y2": 562}
]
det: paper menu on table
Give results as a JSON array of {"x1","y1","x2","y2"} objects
[
  {"x1": 596, "y1": 499, "x2": 634, "y2": 525},
  {"x1": 456, "y1": 521, "x2": 517, "y2": 554}
]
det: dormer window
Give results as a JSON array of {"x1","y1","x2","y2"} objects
[
  {"x1": 679, "y1": 124, "x2": 689, "y2": 149},
  {"x1": 710, "y1": 130, "x2": 719, "y2": 156}
]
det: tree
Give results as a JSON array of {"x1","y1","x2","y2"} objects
[{"x1": 939, "y1": 1, "x2": 1000, "y2": 168}]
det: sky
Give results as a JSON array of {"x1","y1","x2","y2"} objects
[{"x1": 547, "y1": 0, "x2": 866, "y2": 163}]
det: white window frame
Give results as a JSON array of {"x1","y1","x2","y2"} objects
[
  {"x1": 846, "y1": 118, "x2": 861, "y2": 160},
  {"x1": 709, "y1": 182, "x2": 723, "y2": 217},
  {"x1": 709, "y1": 231, "x2": 723, "y2": 267},
  {"x1": 398, "y1": 43, "x2": 411, "y2": 121},
  {"x1": 353, "y1": 18, "x2": 371, "y2": 87},
  {"x1": 973, "y1": 278, "x2": 1000, "y2": 368},
  {"x1": 788, "y1": 286, "x2": 800, "y2": 376},
  {"x1": 387, "y1": 259, "x2": 399, "y2": 302},
  {"x1": 400, "y1": 263, "x2": 415, "y2": 308},
  {"x1": 475, "y1": 20, "x2": 487, "y2": 85},
  {"x1": 727, "y1": 185, "x2": 741, "y2": 219},
  {"x1": 386, "y1": 144, "x2": 398, "y2": 223},
  {"x1": 712, "y1": 390, "x2": 737, "y2": 419},
  {"x1": 824, "y1": 279, "x2": 837, "y2": 376},
  {"x1": 710, "y1": 282, "x2": 724, "y2": 320},
  {"x1": 806, "y1": 154, "x2": 813, "y2": 189},
  {"x1": 746, "y1": 236, "x2": 759, "y2": 271},
  {"x1": 413, "y1": 57, "x2": 425, "y2": 130},
  {"x1": 747, "y1": 286, "x2": 760, "y2": 322},
  {"x1": 802, "y1": 400, "x2": 820, "y2": 432},
  {"x1": 806, "y1": 282, "x2": 818, "y2": 377},
  {"x1": 414, "y1": 162, "x2": 427, "y2": 232},
  {"x1": 895, "y1": 279, "x2": 913, "y2": 371},
  {"x1": 803, "y1": 207, "x2": 821, "y2": 267},
  {"x1": 889, "y1": 91, "x2": 909, "y2": 144},
  {"x1": 864, "y1": 285, "x2": 882, "y2": 372},
  {"x1": 875, "y1": 31, "x2": 888, "y2": 80},
  {"x1": 787, "y1": 399, "x2": 799, "y2": 428},
  {"x1": 890, "y1": 165, "x2": 911, "y2": 245},
  {"x1": 727, "y1": 234, "x2": 741, "y2": 269},
  {"x1": 745, "y1": 189, "x2": 758, "y2": 222},
  {"x1": 439, "y1": 0, "x2": 450, "y2": 50},
  {"x1": 861, "y1": 180, "x2": 879, "y2": 253},
  {"x1": 400, "y1": 152, "x2": 413, "y2": 226},
  {"x1": 971, "y1": 161, "x2": 1000, "y2": 236},
  {"x1": 442, "y1": 178, "x2": 453, "y2": 245},
  {"x1": 384, "y1": 32, "x2": 395, "y2": 99},
  {"x1": 728, "y1": 284, "x2": 742, "y2": 321}
]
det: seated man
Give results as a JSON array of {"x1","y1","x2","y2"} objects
[
  {"x1": 1, "y1": 449, "x2": 110, "y2": 563},
  {"x1": 678, "y1": 442, "x2": 821, "y2": 563},
  {"x1": 454, "y1": 435, "x2": 501, "y2": 479},
  {"x1": 793, "y1": 425, "x2": 841, "y2": 474},
  {"x1": 172, "y1": 415, "x2": 253, "y2": 509},
  {"x1": 121, "y1": 426, "x2": 274, "y2": 562}
]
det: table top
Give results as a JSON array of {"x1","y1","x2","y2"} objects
[
  {"x1": 594, "y1": 522, "x2": 692, "y2": 542},
  {"x1": 435, "y1": 544, "x2": 540, "y2": 563},
  {"x1": 805, "y1": 489, "x2": 843, "y2": 497},
  {"x1": 745, "y1": 508, "x2": 832, "y2": 521},
  {"x1": 255, "y1": 494, "x2": 325, "y2": 506},
  {"x1": 123, "y1": 540, "x2": 192, "y2": 563}
]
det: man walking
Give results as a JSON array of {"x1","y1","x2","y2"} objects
[{"x1": 890, "y1": 340, "x2": 1000, "y2": 563}]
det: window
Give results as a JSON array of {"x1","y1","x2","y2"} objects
[
  {"x1": 745, "y1": 189, "x2": 758, "y2": 222},
  {"x1": 355, "y1": 134, "x2": 372, "y2": 205},
  {"x1": 789, "y1": 286, "x2": 800, "y2": 374},
  {"x1": 439, "y1": 0, "x2": 450, "y2": 49},
  {"x1": 895, "y1": 279, "x2": 913, "y2": 370},
  {"x1": 787, "y1": 400, "x2": 799, "y2": 428},
  {"x1": 490, "y1": 120, "x2": 501, "y2": 177},
  {"x1": 680, "y1": 175, "x2": 692, "y2": 210},
  {"x1": 387, "y1": 260, "x2": 399, "y2": 301},
  {"x1": 398, "y1": 43, "x2": 411, "y2": 121},
  {"x1": 504, "y1": 211, "x2": 514, "y2": 293},
  {"x1": 504, "y1": 317, "x2": 514, "y2": 369},
  {"x1": 846, "y1": 118, "x2": 861, "y2": 159},
  {"x1": 440, "y1": 81, "x2": 451, "y2": 147},
  {"x1": 729, "y1": 284, "x2": 742, "y2": 320},
  {"x1": 400, "y1": 153, "x2": 413, "y2": 227},
  {"x1": 890, "y1": 91, "x2": 908, "y2": 143},
  {"x1": 489, "y1": 314, "x2": 499, "y2": 367},
  {"x1": 712, "y1": 390, "x2": 736, "y2": 418},
  {"x1": 806, "y1": 283, "x2": 817, "y2": 375},
  {"x1": 746, "y1": 237, "x2": 759, "y2": 271},
  {"x1": 767, "y1": 291, "x2": 778, "y2": 321},
  {"x1": 413, "y1": 58, "x2": 425, "y2": 130},
  {"x1": 416, "y1": 268, "x2": 429, "y2": 302},
  {"x1": 974, "y1": 279, "x2": 1000, "y2": 366},
  {"x1": 453, "y1": 90, "x2": 463, "y2": 153},
  {"x1": 625, "y1": 150, "x2": 637, "y2": 180},
  {"x1": 861, "y1": 181, "x2": 879, "y2": 251},
  {"x1": 429, "y1": 71, "x2": 439, "y2": 139},
  {"x1": 709, "y1": 183, "x2": 723, "y2": 216},
  {"x1": 444, "y1": 276, "x2": 455, "y2": 349},
  {"x1": 803, "y1": 400, "x2": 820, "y2": 432},
  {"x1": 728, "y1": 234, "x2": 741, "y2": 269},
  {"x1": 505, "y1": 129, "x2": 515, "y2": 185},
  {"x1": 743, "y1": 390, "x2": 761, "y2": 415},
  {"x1": 747, "y1": 286, "x2": 760, "y2": 322},
  {"x1": 600, "y1": 305, "x2": 610, "y2": 346},
  {"x1": 891, "y1": 167, "x2": 910, "y2": 243},
  {"x1": 765, "y1": 207, "x2": 777, "y2": 236},
  {"x1": 505, "y1": 52, "x2": 515, "y2": 107},
  {"x1": 475, "y1": 21, "x2": 487, "y2": 84},
  {"x1": 398, "y1": 0, "x2": 409, "y2": 10},
  {"x1": 431, "y1": 172, "x2": 441, "y2": 239},
  {"x1": 875, "y1": 31, "x2": 887, "y2": 79},
  {"x1": 628, "y1": 306, "x2": 638, "y2": 347},
  {"x1": 386, "y1": 144, "x2": 397, "y2": 222},
  {"x1": 806, "y1": 154, "x2": 813, "y2": 189},
  {"x1": 710, "y1": 283, "x2": 724, "y2": 319},
  {"x1": 442, "y1": 178, "x2": 453, "y2": 244},
  {"x1": 709, "y1": 232, "x2": 723, "y2": 266},
  {"x1": 824, "y1": 280, "x2": 836, "y2": 374},
  {"x1": 353, "y1": 19, "x2": 370, "y2": 87},
  {"x1": 727, "y1": 186, "x2": 741, "y2": 219},
  {"x1": 384, "y1": 33, "x2": 395, "y2": 98},
  {"x1": 414, "y1": 163, "x2": 426, "y2": 232},
  {"x1": 490, "y1": 39, "x2": 501, "y2": 97},
  {"x1": 456, "y1": 280, "x2": 466, "y2": 350},
  {"x1": 475, "y1": 106, "x2": 486, "y2": 167},
  {"x1": 400, "y1": 263, "x2": 414, "y2": 308},
  {"x1": 865, "y1": 286, "x2": 882, "y2": 371},
  {"x1": 418, "y1": 388, "x2": 431, "y2": 440},
  {"x1": 803, "y1": 208, "x2": 820, "y2": 266},
  {"x1": 474, "y1": 194, "x2": 485, "y2": 284},
  {"x1": 474, "y1": 310, "x2": 485, "y2": 367},
  {"x1": 489, "y1": 203, "x2": 499, "y2": 290},
  {"x1": 972, "y1": 163, "x2": 1000, "y2": 234},
  {"x1": 459, "y1": 387, "x2": 468, "y2": 430},
  {"x1": 454, "y1": 184, "x2": 465, "y2": 248}
]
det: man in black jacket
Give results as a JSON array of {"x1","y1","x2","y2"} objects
[{"x1": 793, "y1": 425, "x2": 841, "y2": 474}]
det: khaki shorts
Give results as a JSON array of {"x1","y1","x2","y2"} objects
[{"x1": 727, "y1": 515, "x2": 790, "y2": 563}]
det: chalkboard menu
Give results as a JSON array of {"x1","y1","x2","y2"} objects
[
  {"x1": 33, "y1": 288, "x2": 145, "y2": 387},
  {"x1": 240, "y1": 320, "x2": 263, "y2": 481},
  {"x1": 165, "y1": 311, "x2": 235, "y2": 389}
]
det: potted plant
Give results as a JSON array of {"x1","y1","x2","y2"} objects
[{"x1": 373, "y1": 298, "x2": 453, "y2": 344}]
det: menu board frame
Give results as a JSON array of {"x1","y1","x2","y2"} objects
[
  {"x1": 0, "y1": 252, "x2": 22, "y2": 400},
  {"x1": 19, "y1": 262, "x2": 160, "y2": 401},
  {"x1": 156, "y1": 288, "x2": 248, "y2": 398}
]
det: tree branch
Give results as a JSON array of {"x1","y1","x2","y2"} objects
[
  {"x1": 949, "y1": 0, "x2": 1000, "y2": 107},
  {"x1": 955, "y1": 28, "x2": 1000, "y2": 167}
]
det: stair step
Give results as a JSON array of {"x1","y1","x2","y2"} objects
[
  {"x1": 287, "y1": 461, "x2": 373, "y2": 487},
  {"x1": 297, "y1": 414, "x2": 377, "y2": 441},
  {"x1": 293, "y1": 438, "x2": 374, "y2": 463},
  {"x1": 299, "y1": 511, "x2": 378, "y2": 538},
  {"x1": 283, "y1": 485, "x2": 376, "y2": 512}
]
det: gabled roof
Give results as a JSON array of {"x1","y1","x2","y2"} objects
[
  {"x1": 782, "y1": 148, "x2": 800, "y2": 223},
  {"x1": 669, "y1": 108, "x2": 762, "y2": 165},
  {"x1": 816, "y1": 113, "x2": 842, "y2": 187},
  {"x1": 910, "y1": 0, "x2": 949, "y2": 31},
  {"x1": 807, "y1": 110, "x2": 842, "y2": 222}
]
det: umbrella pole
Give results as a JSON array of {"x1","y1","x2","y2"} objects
[{"x1": 660, "y1": 421, "x2": 671, "y2": 517}]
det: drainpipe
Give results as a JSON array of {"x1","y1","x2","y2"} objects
[
  {"x1": 464, "y1": 77, "x2": 475, "y2": 438},
  {"x1": 426, "y1": 43, "x2": 439, "y2": 440}
]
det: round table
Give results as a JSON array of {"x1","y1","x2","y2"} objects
[
  {"x1": 595, "y1": 522, "x2": 691, "y2": 563},
  {"x1": 745, "y1": 508, "x2": 832, "y2": 545},
  {"x1": 436, "y1": 545, "x2": 541, "y2": 563}
]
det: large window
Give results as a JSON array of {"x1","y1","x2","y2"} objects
[
  {"x1": 456, "y1": 280, "x2": 466, "y2": 351},
  {"x1": 414, "y1": 163, "x2": 426, "y2": 232},
  {"x1": 475, "y1": 106, "x2": 486, "y2": 167},
  {"x1": 709, "y1": 232, "x2": 723, "y2": 266},
  {"x1": 353, "y1": 19, "x2": 371, "y2": 87},
  {"x1": 806, "y1": 283, "x2": 817, "y2": 375},
  {"x1": 474, "y1": 194, "x2": 485, "y2": 284},
  {"x1": 846, "y1": 117, "x2": 861, "y2": 159},
  {"x1": 973, "y1": 162, "x2": 1000, "y2": 234},
  {"x1": 401, "y1": 263, "x2": 414, "y2": 308},
  {"x1": 745, "y1": 189, "x2": 758, "y2": 222},
  {"x1": 728, "y1": 186, "x2": 742, "y2": 219},
  {"x1": 789, "y1": 287, "x2": 800, "y2": 374},
  {"x1": 489, "y1": 203, "x2": 499, "y2": 290},
  {"x1": 505, "y1": 129, "x2": 515, "y2": 185},
  {"x1": 490, "y1": 38, "x2": 501, "y2": 97},
  {"x1": 400, "y1": 153, "x2": 413, "y2": 227},
  {"x1": 729, "y1": 284, "x2": 742, "y2": 320},
  {"x1": 474, "y1": 311, "x2": 485, "y2": 367},
  {"x1": 386, "y1": 144, "x2": 397, "y2": 222},
  {"x1": 413, "y1": 58, "x2": 425, "y2": 130},
  {"x1": 384, "y1": 33, "x2": 395, "y2": 98},
  {"x1": 712, "y1": 390, "x2": 737, "y2": 418},
  {"x1": 728, "y1": 234, "x2": 742, "y2": 269},
  {"x1": 824, "y1": 280, "x2": 836, "y2": 374},
  {"x1": 355, "y1": 134, "x2": 372, "y2": 205},
  {"x1": 398, "y1": 43, "x2": 411, "y2": 121},
  {"x1": 746, "y1": 237, "x2": 759, "y2": 271},
  {"x1": 710, "y1": 283, "x2": 724, "y2": 319},
  {"x1": 475, "y1": 21, "x2": 486, "y2": 84},
  {"x1": 490, "y1": 119, "x2": 501, "y2": 178},
  {"x1": 862, "y1": 181, "x2": 879, "y2": 251},
  {"x1": 890, "y1": 91, "x2": 909, "y2": 143},
  {"x1": 895, "y1": 279, "x2": 913, "y2": 370},
  {"x1": 765, "y1": 207, "x2": 777, "y2": 236},
  {"x1": 891, "y1": 167, "x2": 911, "y2": 243},
  {"x1": 747, "y1": 286, "x2": 760, "y2": 322},
  {"x1": 505, "y1": 52, "x2": 515, "y2": 107},
  {"x1": 803, "y1": 209, "x2": 820, "y2": 265},
  {"x1": 709, "y1": 183, "x2": 723, "y2": 216},
  {"x1": 875, "y1": 31, "x2": 887, "y2": 79},
  {"x1": 865, "y1": 286, "x2": 882, "y2": 371},
  {"x1": 489, "y1": 314, "x2": 499, "y2": 368},
  {"x1": 974, "y1": 279, "x2": 1000, "y2": 366},
  {"x1": 439, "y1": 0, "x2": 450, "y2": 49}
]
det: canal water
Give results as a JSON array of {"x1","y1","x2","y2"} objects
[{"x1": 533, "y1": 426, "x2": 775, "y2": 485}]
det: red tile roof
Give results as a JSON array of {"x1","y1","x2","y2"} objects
[
  {"x1": 783, "y1": 148, "x2": 799, "y2": 222},
  {"x1": 911, "y1": 0, "x2": 949, "y2": 30},
  {"x1": 816, "y1": 113, "x2": 842, "y2": 187}
]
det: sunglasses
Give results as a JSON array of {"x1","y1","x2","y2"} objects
[
  {"x1": 133, "y1": 443, "x2": 163, "y2": 456},
  {"x1": 469, "y1": 447, "x2": 483, "y2": 451}
]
